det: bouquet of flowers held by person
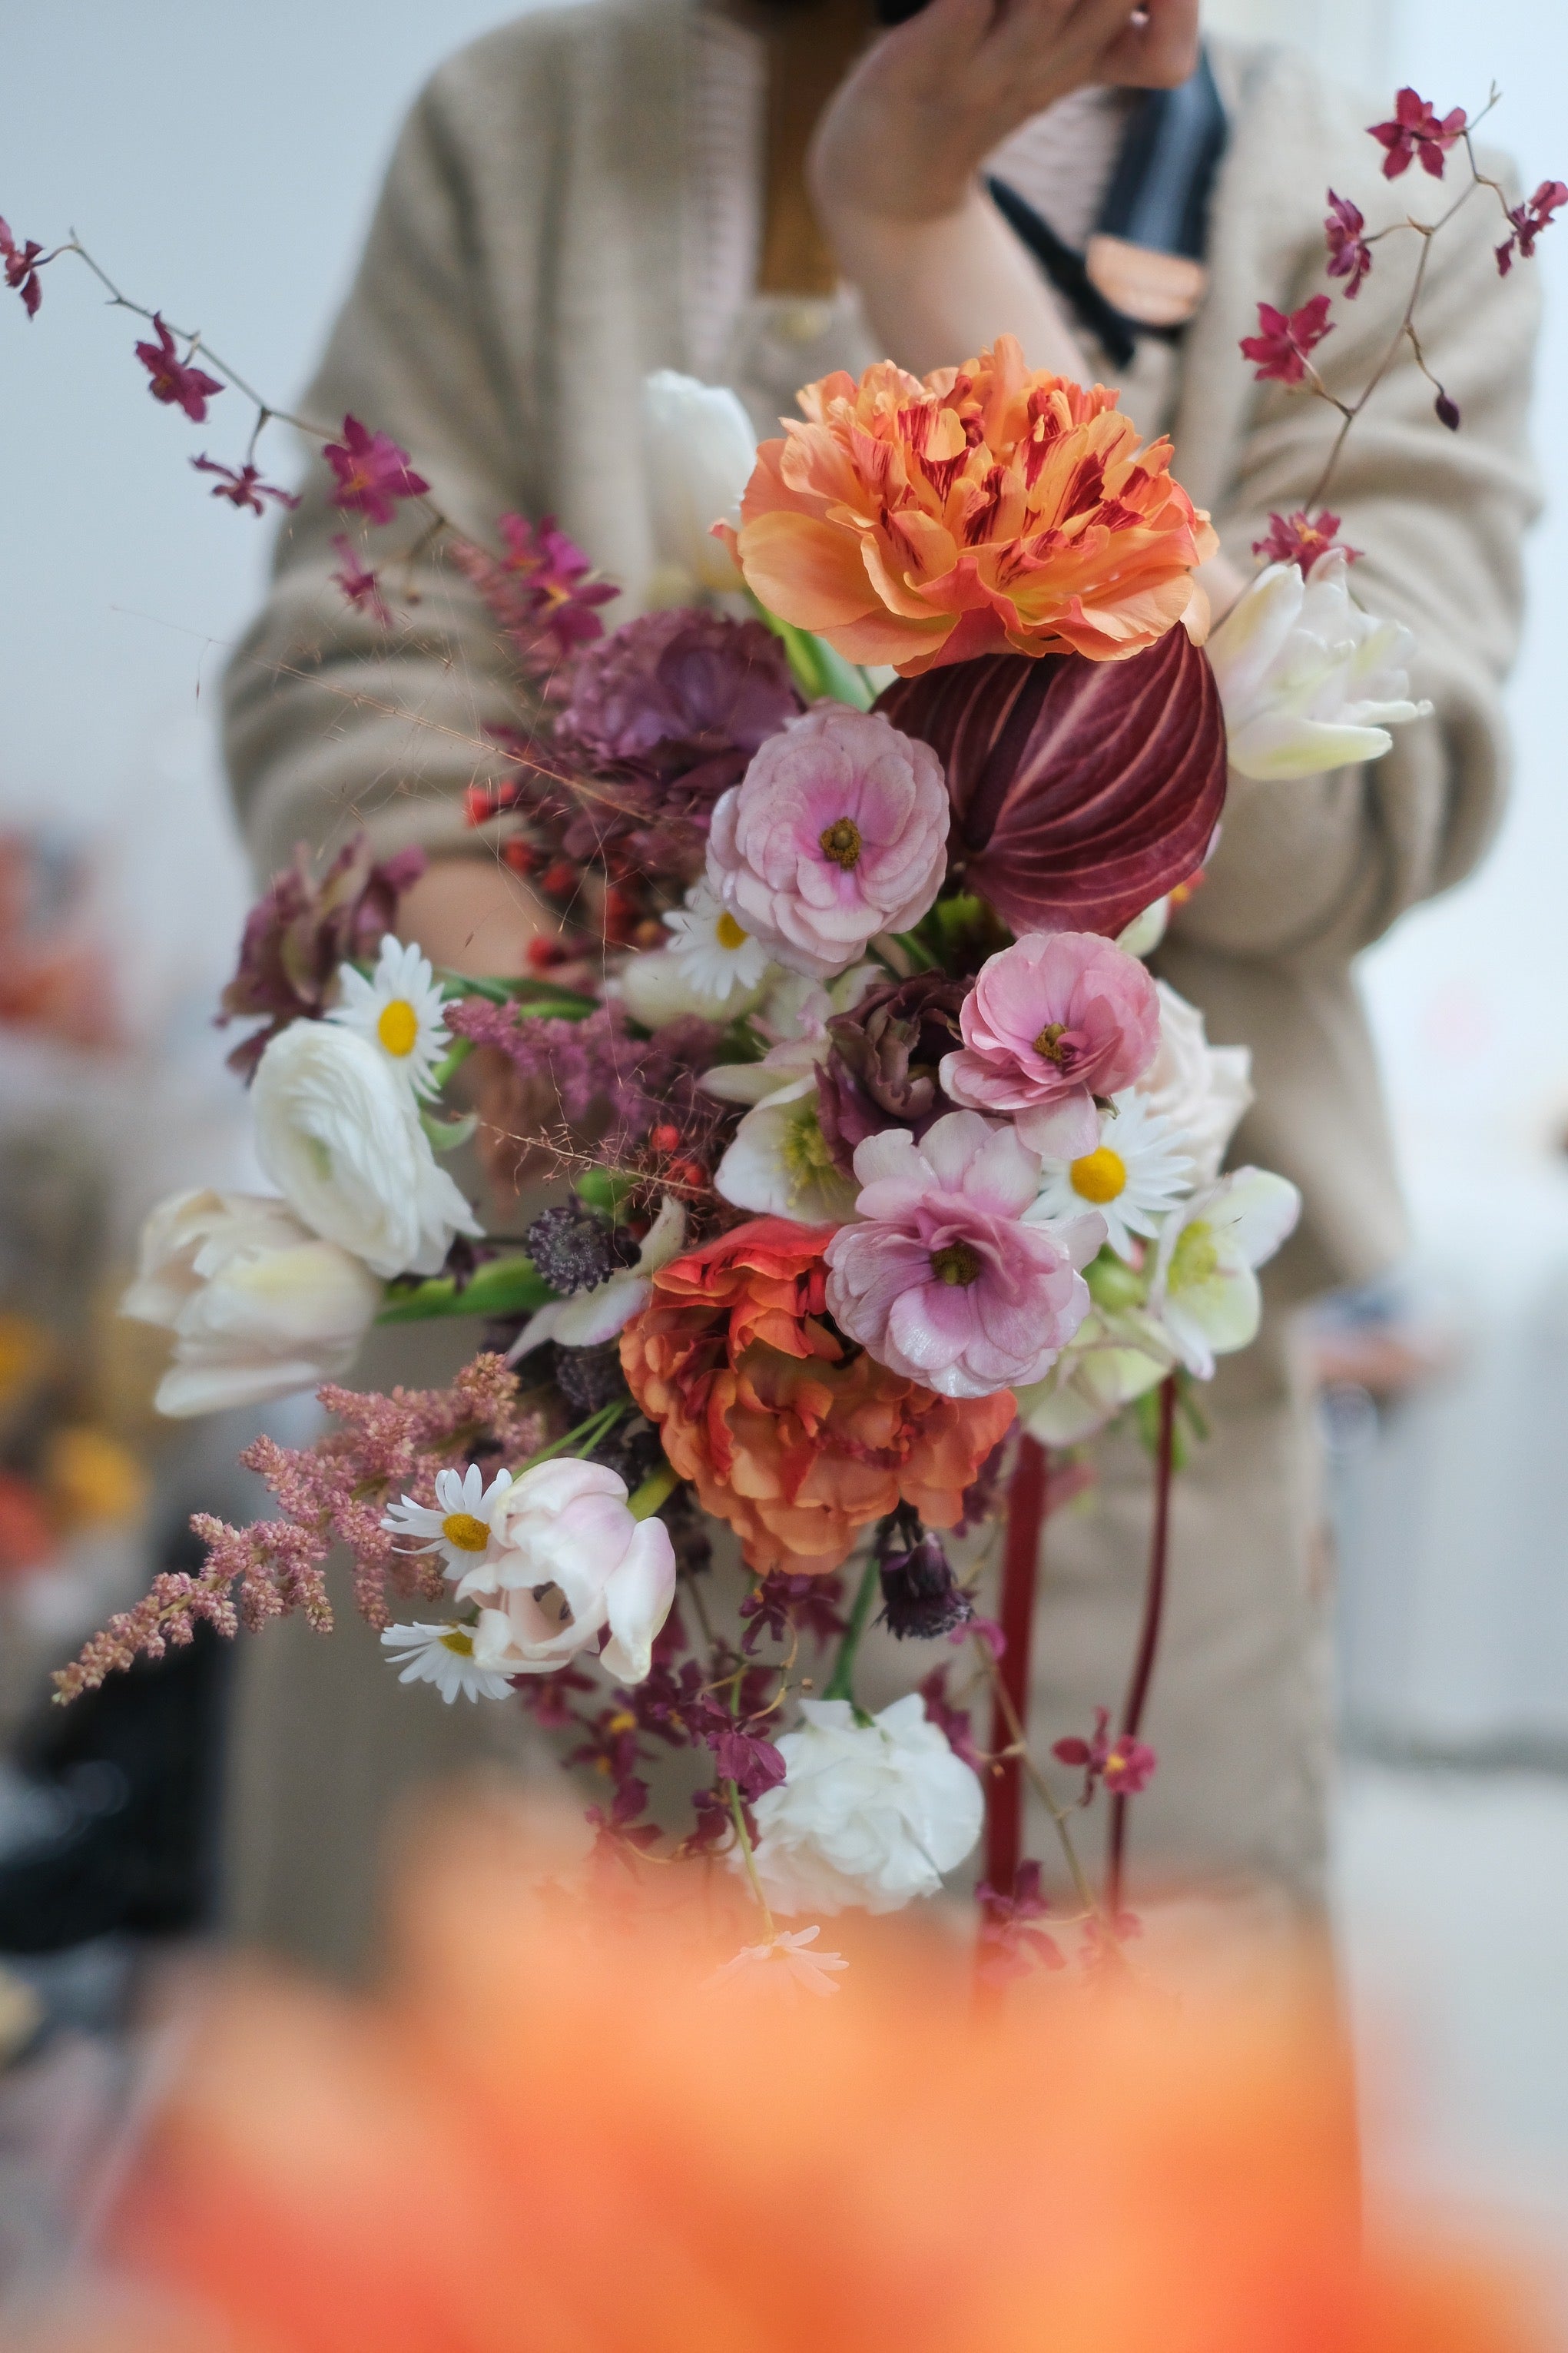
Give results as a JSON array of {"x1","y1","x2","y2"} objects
[{"x1": 15, "y1": 81, "x2": 1559, "y2": 1983}]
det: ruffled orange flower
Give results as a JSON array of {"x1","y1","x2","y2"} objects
[
  {"x1": 619, "y1": 1218, "x2": 1013, "y2": 1574},
  {"x1": 719, "y1": 334, "x2": 1217, "y2": 676}
]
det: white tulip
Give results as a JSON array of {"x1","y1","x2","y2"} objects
[
  {"x1": 1135, "y1": 982, "x2": 1254, "y2": 1185},
  {"x1": 741, "y1": 1695, "x2": 984, "y2": 1916},
  {"x1": 253, "y1": 1018, "x2": 481, "y2": 1280},
  {"x1": 456, "y1": 1458, "x2": 677, "y2": 1685},
  {"x1": 1148, "y1": 1167, "x2": 1302, "y2": 1379},
  {"x1": 1208, "y1": 552, "x2": 1432, "y2": 782},
  {"x1": 122, "y1": 1188, "x2": 383, "y2": 1416},
  {"x1": 641, "y1": 370, "x2": 757, "y2": 597}
]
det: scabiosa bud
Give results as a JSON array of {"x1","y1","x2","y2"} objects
[
  {"x1": 549, "y1": 1339, "x2": 632, "y2": 1419},
  {"x1": 523, "y1": 1205, "x2": 638, "y2": 1296},
  {"x1": 878, "y1": 1522, "x2": 973, "y2": 1641}
]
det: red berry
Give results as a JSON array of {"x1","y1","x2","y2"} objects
[{"x1": 650, "y1": 1123, "x2": 681, "y2": 1156}]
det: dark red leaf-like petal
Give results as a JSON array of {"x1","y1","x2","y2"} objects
[{"x1": 877, "y1": 627, "x2": 1227, "y2": 940}]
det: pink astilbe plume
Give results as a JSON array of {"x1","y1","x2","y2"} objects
[
  {"x1": 446, "y1": 998, "x2": 726, "y2": 1158},
  {"x1": 55, "y1": 1356, "x2": 549, "y2": 1700}
]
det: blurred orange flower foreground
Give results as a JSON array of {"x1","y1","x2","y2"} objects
[
  {"x1": 25, "y1": 1803, "x2": 1546, "y2": 2353},
  {"x1": 720, "y1": 336, "x2": 1217, "y2": 675}
]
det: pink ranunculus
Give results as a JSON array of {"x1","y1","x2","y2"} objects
[
  {"x1": 823, "y1": 1112, "x2": 1102, "y2": 1400},
  {"x1": 706, "y1": 705, "x2": 949, "y2": 982},
  {"x1": 940, "y1": 932, "x2": 1161, "y2": 1160}
]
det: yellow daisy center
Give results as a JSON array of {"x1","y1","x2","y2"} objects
[
  {"x1": 376, "y1": 997, "x2": 419, "y2": 1057},
  {"x1": 1170, "y1": 1220, "x2": 1220, "y2": 1289},
  {"x1": 1069, "y1": 1147, "x2": 1128, "y2": 1204},
  {"x1": 715, "y1": 910, "x2": 749, "y2": 951},
  {"x1": 439, "y1": 1627, "x2": 476, "y2": 1656},
  {"x1": 440, "y1": 1510, "x2": 491, "y2": 1553}
]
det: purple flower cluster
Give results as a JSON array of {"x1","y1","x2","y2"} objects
[{"x1": 444, "y1": 997, "x2": 724, "y2": 1157}]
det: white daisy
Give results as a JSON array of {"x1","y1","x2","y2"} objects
[
  {"x1": 329, "y1": 934, "x2": 451, "y2": 1099},
  {"x1": 662, "y1": 880, "x2": 773, "y2": 1004},
  {"x1": 381, "y1": 1462, "x2": 513, "y2": 1579},
  {"x1": 380, "y1": 1621, "x2": 514, "y2": 1703},
  {"x1": 1025, "y1": 1090, "x2": 1194, "y2": 1260}
]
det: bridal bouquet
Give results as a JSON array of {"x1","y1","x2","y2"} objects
[{"x1": 18, "y1": 83, "x2": 1556, "y2": 1982}]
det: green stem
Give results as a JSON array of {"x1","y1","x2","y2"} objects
[
  {"x1": 824, "y1": 1557, "x2": 879, "y2": 1704},
  {"x1": 725, "y1": 1778, "x2": 775, "y2": 1939},
  {"x1": 510, "y1": 1400, "x2": 625, "y2": 1477},
  {"x1": 628, "y1": 1462, "x2": 679, "y2": 1522},
  {"x1": 427, "y1": 1034, "x2": 473, "y2": 1092}
]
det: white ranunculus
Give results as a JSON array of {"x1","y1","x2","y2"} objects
[
  {"x1": 1148, "y1": 1167, "x2": 1302, "y2": 1379},
  {"x1": 508, "y1": 1194, "x2": 688, "y2": 1360},
  {"x1": 252, "y1": 1018, "x2": 482, "y2": 1280},
  {"x1": 1208, "y1": 552, "x2": 1432, "y2": 782},
  {"x1": 641, "y1": 370, "x2": 757, "y2": 597},
  {"x1": 1135, "y1": 981, "x2": 1254, "y2": 1185},
  {"x1": 742, "y1": 1695, "x2": 984, "y2": 1917},
  {"x1": 122, "y1": 1188, "x2": 383, "y2": 1417},
  {"x1": 456, "y1": 1458, "x2": 677, "y2": 1685}
]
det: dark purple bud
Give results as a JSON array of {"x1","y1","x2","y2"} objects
[
  {"x1": 1434, "y1": 390, "x2": 1461, "y2": 430},
  {"x1": 879, "y1": 1528, "x2": 972, "y2": 1640}
]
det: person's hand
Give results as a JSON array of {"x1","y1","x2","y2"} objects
[{"x1": 810, "y1": 0, "x2": 1199, "y2": 229}]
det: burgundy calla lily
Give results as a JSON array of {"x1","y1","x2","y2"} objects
[{"x1": 876, "y1": 626, "x2": 1227, "y2": 941}]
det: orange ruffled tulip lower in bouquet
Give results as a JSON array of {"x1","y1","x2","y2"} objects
[
  {"x1": 717, "y1": 334, "x2": 1218, "y2": 675},
  {"x1": 18, "y1": 1803, "x2": 1550, "y2": 2353}
]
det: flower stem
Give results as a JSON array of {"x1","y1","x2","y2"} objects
[
  {"x1": 983, "y1": 1435, "x2": 1049, "y2": 1897},
  {"x1": 978, "y1": 1638, "x2": 1107, "y2": 1933},
  {"x1": 512, "y1": 1400, "x2": 625, "y2": 1475},
  {"x1": 628, "y1": 1462, "x2": 679, "y2": 1522},
  {"x1": 824, "y1": 1556, "x2": 879, "y2": 1703},
  {"x1": 1106, "y1": 1374, "x2": 1177, "y2": 1917},
  {"x1": 724, "y1": 1778, "x2": 775, "y2": 1938}
]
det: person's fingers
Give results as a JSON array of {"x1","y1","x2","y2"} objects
[{"x1": 1096, "y1": 0, "x2": 1201, "y2": 88}]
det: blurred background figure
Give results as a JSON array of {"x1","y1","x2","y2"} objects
[{"x1": 2, "y1": 0, "x2": 1568, "y2": 2311}]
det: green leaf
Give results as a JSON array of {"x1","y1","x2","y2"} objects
[
  {"x1": 419, "y1": 1108, "x2": 479, "y2": 1153},
  {"x1": 376, "y1": 1254, "x2": 557, "y2": 1325},
  {"x1": 574, "y1": 1168, "x2": 638, "y2": 1218}
]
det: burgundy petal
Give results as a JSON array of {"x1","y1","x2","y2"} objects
[{"x1": 876, "y1": 628, "x2": 1227, "y2": 939}]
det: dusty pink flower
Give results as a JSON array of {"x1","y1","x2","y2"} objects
[
  {"x1": 1239, "y1": 295, "x2": 1333, "y2": 387},
  {"x1": 1251, "y1": 508, "x2": 1361, "y2": 573},
  {"x1": 706, "y1": 705, "x2": 949, "y2": 981},
  {"x1": 940, "y1": 932, "x2": 1161, "y2": 1160},
  {"x1": 1369, "y1": 88, "x2": 1466, "y2": 181},
  {"x1": 323, "y1": 413, "x2": 429, "y2": 525},
  {"x1": 1497, "y1": 179, "x2": 1568, "y2": 275},
  {"x1": 330, "y1": 534, "x2": 391, "y2": 626},
  {"x1": 823, "y1": 1111, "x2": 1101, "y2": 1399},
  {"x1": 134, "y1": 314, "x2": 224, "y2": 422},
  {"x1": 1053, "y1": 1705, "x2": 1158, "y2": 1800},
  {"x1": 192, "y1": 454, "x2": 300, "y2": 514}
]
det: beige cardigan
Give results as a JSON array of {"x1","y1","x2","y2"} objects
[{"x1": 224, "y1": 0, "x2": 1541, "y2": 1303}]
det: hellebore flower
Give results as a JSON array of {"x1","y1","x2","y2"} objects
[
  {"x1": 1014, "y1": 1304, "x2": 1174, "y2": 1447},
  {"x1": 741, "y1": 1694, "x2": 985, "y2": 1915},
  {"x1": 707, "y1": 705, "x2": 949, "y2": 981},
  {"x1": 252, "y1": 1019, "x2": 481, "y2": 1279},
  {"x1": 134, "y1": 314, "x2": 224, "y2": 421},
  {"x1": 941, "y1": 931, "x2": 1162, "y2": 1160},
  {"x1": 718, "y1": 335, "x2": 1215, "y2": 674},
  {"x1": 121, "y1": 1188, "x2": 382, "y2": 1418},
  {"x1": 379, "y1": 1621, "x2": 515, "y2": 1704},
  {"x1": 714, "y1": 1074, "x2": 860, "y2": 1225},
  {"x1": 1149, "y1": 1167, "x2": 1302, "y2": 1379},
  {"x1": 323, "y1": 413, "x2": 429, "y2": 525},
  {"x1": 452, "y1": 1458, "x2": 677, "y2": 1685},
  {"x1": 641, "y1": 368, "x2": 757, "y2": 596},
  {"x1": 1208, "y1": 553, "x2": 1431, "y2": 782},
  {"x1": 875, "y1": 625, "x2": 1227, "y2": 941},
  {"x1": 824, "y1": 1112, "x2": 1103, "y2": 1400},
  {"x1": 1135, "y1": 981, "x2": 1253, "y2": 1185},
  {"x1": 507, "y1": 1195, "x2": 687, "y2": 1359}
]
